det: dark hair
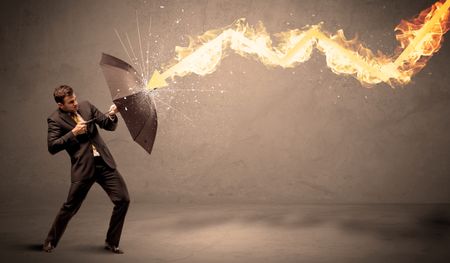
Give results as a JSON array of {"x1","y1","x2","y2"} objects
[{"x1": 53, "y1": 85, "x2": 73, "y2": 104}]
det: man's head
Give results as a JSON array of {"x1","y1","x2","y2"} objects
[{"x1": 54, "y1": 85, "x2": 78, "y2": 113}]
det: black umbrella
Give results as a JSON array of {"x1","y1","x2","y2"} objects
[{"x1": 99, "y1": 53, "x2": 158, "y2": 154}]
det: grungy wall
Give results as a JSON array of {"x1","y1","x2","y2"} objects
[{"x1": 0, "y1": 0, "x2": 449, "y2": 205}]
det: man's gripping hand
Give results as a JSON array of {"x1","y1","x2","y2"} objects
[
  {"x1": 107, "y1": 104, "x2": 118, "y2": 121},
  {"x1": 108, "y1": 104, "x2": 118, "y2": 116},
  {"x1": 72, "y1": 122, "x2": 87, "y2": 136}
]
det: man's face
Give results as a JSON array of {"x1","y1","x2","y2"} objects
[{"x1": 58, "y1": 94, "x2": 78, "y2": 113}]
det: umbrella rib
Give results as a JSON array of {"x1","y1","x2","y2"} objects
[
  {"x1": 131, "y1": 97, "x2": 153, "y2": 141},
  {"x1": 100, "y1": 64, "x2": 143, "y2": 99}
]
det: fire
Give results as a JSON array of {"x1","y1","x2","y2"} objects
[
  {"x1": 148, "y1": 0, "x2": 450, "y2": 89},
  {"x1": 394, "y1": 0, "x2": 450, "y2": 79}
]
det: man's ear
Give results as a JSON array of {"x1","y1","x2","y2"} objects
[{"x1": 57, "y1": 102, "x2": 64, "y2": 109}]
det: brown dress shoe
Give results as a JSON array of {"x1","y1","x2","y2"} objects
[
  {"x1": 104, "y1": 242, "x2": 124, "y2": 254},
  {"x1": 42, "y1": 241, "x2": 54, "y2": 253}
]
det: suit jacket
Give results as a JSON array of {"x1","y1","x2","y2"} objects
[{"x1": 47, "y1": 100, "x2": 118, "y2": 182}]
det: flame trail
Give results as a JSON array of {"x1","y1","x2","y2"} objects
[{"x1": 148, "y1": 0, "x2": 450, "y2": 89}]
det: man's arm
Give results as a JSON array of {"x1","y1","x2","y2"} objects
[
  {"x1": 47, "y1": 118, "x2": 79, "y2": 155},
  {"x1": 90, "y1": 102, "x2": 118, "y2": 131}
]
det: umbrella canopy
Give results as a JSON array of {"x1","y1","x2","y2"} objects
[{"x1": 99, "y1": 53, "x2": 158, "y2": 154}]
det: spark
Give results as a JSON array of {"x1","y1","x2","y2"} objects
[
  {"x1": 153, "y1": 95, "x2": 194, "y2": 123},
  {"x1": 125, "y1": 32, "x2": 145, "y2": 76},
  {"x1": 114, "y1": 29, "x2": 133, "y2": 66},
  {"x1": 155, "y1": 88, "x2": 227, "y2": 93},
  {"x1": 145, "y1": 16, "x2": 152, "y2": 82},
  {"x1": 136, "y1": 10, "x2": 146, "y2": 79}
]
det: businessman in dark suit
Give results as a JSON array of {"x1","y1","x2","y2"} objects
[{"x1": 43, "y1": 85, "x2": 130, "y2": 254}]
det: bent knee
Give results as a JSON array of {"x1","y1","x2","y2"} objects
[
  {"x1": 61, "y1": 202, "x2": 82, "y2": 213},
  {"x1": 122, "y1": 196, "x2": 130, "y2": 205},
  {"x1": 114, "y1": 195, "x2": 130, "y2": 206}
]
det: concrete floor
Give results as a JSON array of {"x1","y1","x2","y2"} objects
[{"x1": 0, "y1": 202, "x2": 449, "y2": 263}]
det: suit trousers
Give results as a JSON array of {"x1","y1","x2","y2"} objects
[{"x1": 45, "y1": 156, "x2": 130, "y2": 247}]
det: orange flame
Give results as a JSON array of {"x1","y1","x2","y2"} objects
[
  {"x1": 394, "y1": 0, "x2": 450, "y2": 78},
  {"x1": 148, "y1": 0, "x2": 450, "y2": 89}
]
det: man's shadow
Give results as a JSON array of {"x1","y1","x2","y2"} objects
[
  {"x1": 23, "y1": 243, "x2": 106, "y2": 254},
  {"x1": 25, "y1": 244, "x2": 43, "y2": 252}
]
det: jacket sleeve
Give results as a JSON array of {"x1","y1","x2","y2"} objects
[
  {"x1": 47, "y1": 118, "x2": 79, "y2": 155},
  {"x1": 90, "y1": 101, "x2": 118, "y2": 131}
]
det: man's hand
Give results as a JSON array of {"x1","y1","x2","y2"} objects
[
  {"x1": 72, "y1": 122, "x2": 87, "y2": 136},
  {"x1": 108, "y1": 104, "x2": 118, "y2": 116}
]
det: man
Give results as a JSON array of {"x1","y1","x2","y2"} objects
[{"x1": 43, "y1": 85, "x2": 130, "y2": 254}]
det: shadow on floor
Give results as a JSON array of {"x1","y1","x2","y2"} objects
[
  {"x1": 338, "y1": 206, "x2": 450, "y2": 241},
  {"x1": 25, "y1": 244, "x2": 44, "y2": 252},
  {"x1": 158, "y1": 204, "x2": 450, "y2": 243}
]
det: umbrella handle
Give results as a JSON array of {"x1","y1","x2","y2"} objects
[{"x1": 83, "y1": 110, "x2": 113, "y2": 124}]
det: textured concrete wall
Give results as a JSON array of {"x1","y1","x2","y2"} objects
[{"x1": 1, "y1": 0, "x2": 449, "y2": 205}]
